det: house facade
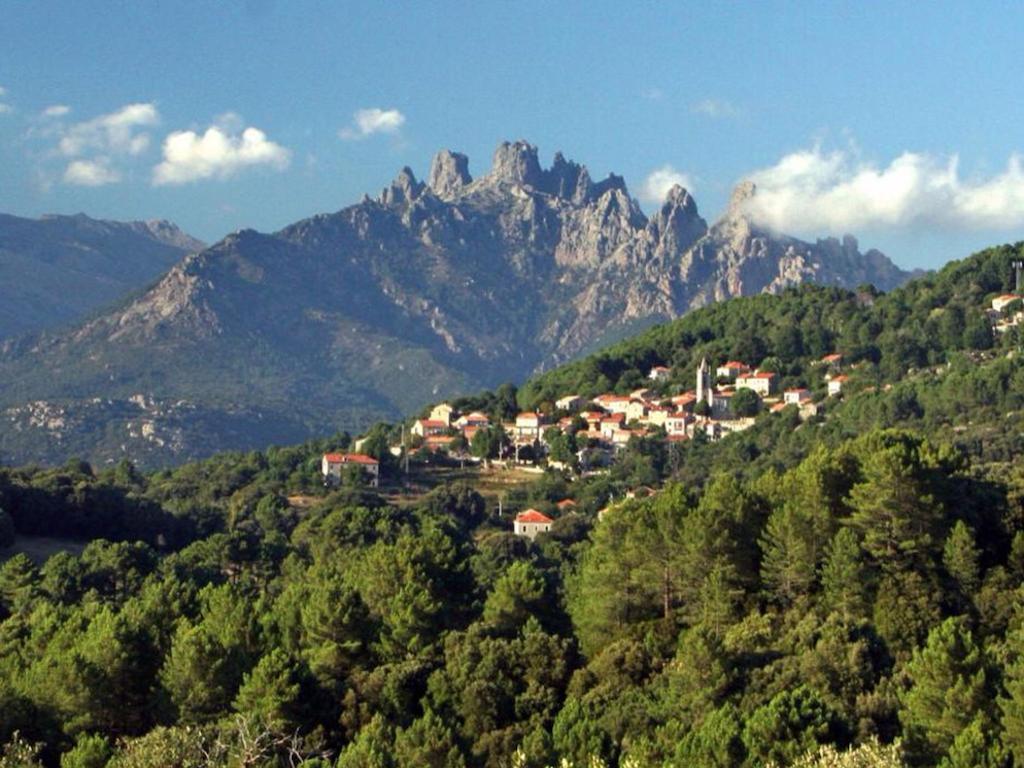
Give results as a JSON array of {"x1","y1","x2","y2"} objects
[
  {"x1": 322, "y1": 453, "x2": 381, "y2": 487},
  {"x1": 514, "y1": 509, "x2": 554, "y2": 539}
]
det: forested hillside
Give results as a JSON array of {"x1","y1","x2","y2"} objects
[{"x1": 1, "y1": 242, "x2": 1024, "y2": 767}]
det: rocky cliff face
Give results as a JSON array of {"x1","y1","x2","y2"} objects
[{"x1": 0, "y1": 141, "x2": 915, "y2": 466}]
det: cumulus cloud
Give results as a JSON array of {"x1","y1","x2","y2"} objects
[
  {"x1": 58, "y1": 102, "x2": 158, "y2": 157},
  {"x1": 0, "y1": 86, "x2": 10, "y2": 114},
  {"x1": 692, "y1": 98, "x2": 739, "y2": 119},
  {"x1": 339, "y1": 107, "x2": 405, "y2": 140},
  {"x1": 743, "y1": 146, "x2": 1024, "y2": 233},
  {"x1": 42, "y1": 105, "x2": 71, "y2": 118},
  {"x1": 640, "y1": 165, "x2": 695, "y2": 203},
  {"x1": 63, "y1": 158, "x2": 121, "y2": 186},
  {"x1": 152, "y1": 123, "x2": 291, "y2": 185}
]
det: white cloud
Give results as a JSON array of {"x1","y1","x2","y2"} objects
[
  {"x1": 42, "y1": 105, "x2": 71, "y2": 118},
  {"x1": 0, "y1": 86, "x2": 6, "y2": 97},
  {"x1": 640, "y1": 165, "x2": 695, "y2": 203},
  {"x1": 58, "y1": 102, "x2": 158, "y2": 157},
  {"x1": 743, "y1": 146, "x2": 1024, "y2": 233},
  {"x1": 692, "y1": 98, "x2": 739, "y2": 119},
  {"x1": 0, "y1": 104, "x2": 11, "y2": 115},
  {"x1": 152, "y1": 123, "x2": 291, "y2": 185},
  {"x1": 63, "y1": 157, "x2": 121, "y2": 186},
  {"x1": 641, "y1": 87, "x2": 664, "y2": 101},
  {"x1": 339, "y1": 107, "x2": 406, "y2": 140}
]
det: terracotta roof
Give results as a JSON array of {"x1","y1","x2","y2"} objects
[
  {"x1": 722, "y1": 361, "x2": 747, "y2": 368},
  {"x1": 742, "y1": 372, "x2": 777, "y2": 380},
  {"x1": 416, "y1": 419, "x2": 448, "y2": 428},
  {"x1": 323, "y1": 452, "x2": 379, "y2": 466},
  {"x1": 997, "y1": 294, "x2": 1020, "y2": 301},
  {"x1": 516, "y1": 509, "x2": 553, "y2": 524},
  {"x1": 821, "y1": 353, "x2": 843, "y2": 362},
  {"x1": 785, "y1": 388, "x2": 809, "y2": 394},
  {"x1": 517, "y1": 412, "x2": 540, "y2": 419},
  {"x1": 557, "y1": 499, "x2": 577, "y2": 509}
]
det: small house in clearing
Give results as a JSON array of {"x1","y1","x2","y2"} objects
[
  {"x1": 322, "y1": 453, "x2": 381, "y2": 487},
  {"x1": 513, "y1": 509, "x2": 554, "y2": 539},
  {"x1": 828, "y1": 375, "x2": 849, "y2": 397},
  {"x1": 648, "y1": 365, "x2": 672, "y2": 382}
]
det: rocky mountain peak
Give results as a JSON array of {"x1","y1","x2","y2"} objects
[
  {"x1": 380, "y1": 166, "x2": 426, "y2": 206},
  {"x1": 427, "y1": 150, "x2": 472, "y2": 199},
  {"x1": 727, "y1": 180, "x2": 757, "y2": 215},
  {"x1": 649, "y1": 184, "x2": 708, "y2": 253},
  {"x1": 489, "y1": 140, "x2": 544, "y2": 187}
]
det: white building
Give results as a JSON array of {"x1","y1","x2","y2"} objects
[
  {"x1": 514, "y1": 509, "x2": 554, "y2": 539},
  {"x1": 322, "y1": 453, "x2": 381, "y2": 487},
  {"x1": 735, "y1": 371, "x2": 778, "y2": 397},
  {"x1": 648, "y1": 365, "x2": 672, "y2": 382}
]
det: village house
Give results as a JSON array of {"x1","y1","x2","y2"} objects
[
  {"x1": 412, "y1": 418, "x2": 449, "y2": 438},
  {"x1": 512, "y1": 412, "x2": 545, "y2": 442},
  {"x1": 455, "y1": 411, "x2": 490, "y2": 429},
  {"x1": 322, "y1": 452, "x2": 381, "y2": 487},
  {"x1": 665, "y1": 412, "x2": 693, "y2": 437},
  {"x1": 644, "y1": 406, "x2": 671, "y2": 427},
  {"x1": 820, "y1": 353, "x2": 844, "y2": 371},
  {"x1": 581, "y1": 411, "x2": 605, "y2": 431},
  {"x1": 595, "y1": 394, "x2": 633, "y2": 414},
  {"x1": 513, "y1": 509, "x2": 554, "y2": 539},
  {"x1": 625, "y1": 400, "x2": 648, "y2": 424},
  {"x1": 671, "y1": 392, "x2": 697, "y2": 412},
  {"x1": 710, "y1": 390, "x2": 734, "y2": 419},
  {"x1": 716, "y1": 361, "x2": 749, "y2": 381},
  {"x1": 735, "y1": 371, "x2": 778, "y2": 397},
  {"x1": 828, "y1": 375, "x2": 849, "y2": 396},
  {"x1": 556, "y1": 394, "x2": 583, "y2": 411},
  {"x1": 784, "y1": 388, "x2": 812, "y2": 405},
  {"x1": 556, "y1": 499, "x2": 577, "y2": 513},
  {"x1": 648, "y1": 365, "x2": 672, "y2": 382},
  {"x1": 992, "y1": 294, "x2": 1021, "y2": 313},
  {"x1": 630, "y1": 387, "x2": 655, "y2": 402},
  {"x1": 430, "y1": 402, "x2": 456, "y2": 426},
  {"x1": 600, "y1": 414, "x2": 626, "y2": 439}
]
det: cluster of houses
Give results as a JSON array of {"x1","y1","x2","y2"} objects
[{"x1": 989, "y1": 293, "x2": 1024, "y2": 334}]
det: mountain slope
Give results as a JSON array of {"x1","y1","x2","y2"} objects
[
  {"x1": 0, "y1": 141, "x2": 915, "y2": 467},
  {"x1": 0, "y1": 212, "x2": 205, "y2": 339}
]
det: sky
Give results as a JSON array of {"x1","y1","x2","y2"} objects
[{"x1": 2, "y1": 1, "x2": 1024, "y2": 269}]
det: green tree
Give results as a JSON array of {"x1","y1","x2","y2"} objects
[
  {"x1": 233, "y1": 648, "x2": 306, "y2": 733},
  {"x1": 820, "y1": 528, "x2": 870, "y2": 620},
  {"x1": 900, "y1": 618, "x2": 992, "y2": 763},
  {"x1": 482, "y1": 562, "x2": 547, "y2": 634},
  {"x1": 742, "y1": 686, "x2": 846, "y2": 767},
  {"x1": 943, "y1": 521, "x2": 981, "y2": 612},
  {"x1": 61, "y1": 733, "x2": 112, "y2": 768},
  {"x1": 732, "y1": 387, "x2": 761, "y2": 418}
]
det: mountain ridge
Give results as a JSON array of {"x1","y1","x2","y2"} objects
[
  {"x1": 0, "y1": 140, "x2": 917, "y2": 467},
  {"x1": 0, "y1": 212, "x2": 205, "y2": 340}
]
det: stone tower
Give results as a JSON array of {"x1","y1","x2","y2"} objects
[{"x1": 696, "y1": 357, "x2": 712, "y2": 406}]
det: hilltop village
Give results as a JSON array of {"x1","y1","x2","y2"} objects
[{"x1": 321, "y1": 353, "x2": 850, "y2": 488}]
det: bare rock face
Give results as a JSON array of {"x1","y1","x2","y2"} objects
[
  {"x1": 427, "y1": 150, "x2": 472, "y2": 199},
  {"x1": 0, "y1": 140, "x2": 915, "y2": 467}
]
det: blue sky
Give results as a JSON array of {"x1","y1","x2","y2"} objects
[{"x1": 2, "y1": 1, "x2": 1024, "y2": 268}]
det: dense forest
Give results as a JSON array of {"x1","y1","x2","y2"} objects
[{"x1": 3, "y1": 243, "x2": 1024, "y2": 767}]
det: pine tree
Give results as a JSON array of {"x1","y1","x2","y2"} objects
[
  {"x1": 900, "y1": 618, "x2": 992, "y2": 763},
  {"x1": 943, "y1": 520, "x2": 982, "y2": 611},
  {"x1": 821, "y1": 528, "x2": 870, "y2": 620}
]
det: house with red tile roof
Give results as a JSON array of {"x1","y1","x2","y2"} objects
[
  {"x1": 412, "y1": 418, "x2": 449, "y2": 437},
  {"x1": 322, "y1": 452, "x2": 380, "y2": 487},
  {"x1": 716, "y1": 361, "x2": 749, "y2": 380},
  {"x1": 513, "y1": 508, "x2": 554, "y2": 539},
  {"x1": 648, "y1": 365, "x2": 672, "y2": 382},
  {"x1": 828, "y1": 374, "x2": 849, "y2": 397},
  {"x1": 735, "y1": 371, "x2": 778, "y2": 397}
]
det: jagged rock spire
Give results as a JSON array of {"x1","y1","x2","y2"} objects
[{"x1": 427, "y1": 150, "x2": 472, "y2": 199}]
